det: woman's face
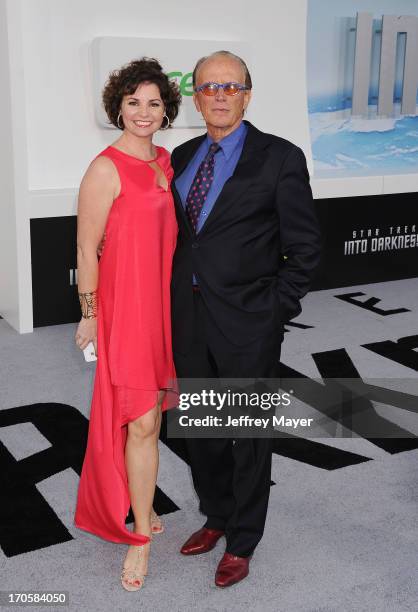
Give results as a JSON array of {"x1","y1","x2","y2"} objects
[{"x1": 119, "y1": 82, "x2": 165, "y2": 137}]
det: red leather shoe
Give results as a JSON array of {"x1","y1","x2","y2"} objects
[
  {"x1": 180, "y1": 527, "x2": 224, "y2": 555},
  {"x1": 215, "y1": 552, "x2": 252, "y2": 587}
]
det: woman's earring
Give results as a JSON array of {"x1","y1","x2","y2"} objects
[
  {"x1": 160, "y1": 113, "x2": 170, "y2": 130},
  {"x1": 117, "y1": 111, "x2": 124, "y2": 129}
]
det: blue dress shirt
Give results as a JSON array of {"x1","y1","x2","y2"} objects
[
  {"x1": 175, "y1": 121, "x2": 248, "y2": 285},
  {"x1": 175, "y1": 121, "x2": 248, "y2": 233}
]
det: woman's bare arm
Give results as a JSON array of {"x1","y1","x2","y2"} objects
[
  {"x1": 75, "y1": 156, "x2": 120, "y2": 351},
  {"x1": 77, "y1": 157, "x2": 119, "y2": 291}
]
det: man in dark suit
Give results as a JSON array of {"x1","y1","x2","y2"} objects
[{"x1": 171, "y1": 50, "x2": 321, "y2": 587}]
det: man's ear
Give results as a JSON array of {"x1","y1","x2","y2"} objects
[
  {"x1": 193, "y1": 93, "x2": 201, "y2": 113},
  {"x1": 243, "y1": 90, "x2": 252, "y2": 112}
]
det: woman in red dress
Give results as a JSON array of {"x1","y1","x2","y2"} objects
[{"x1": 73, "y1": 58, "x2": 181, "y2": 591}]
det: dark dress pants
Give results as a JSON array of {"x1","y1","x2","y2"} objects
[{"x1": 173, "y1": 290, "x2": 282, "y2": 558}]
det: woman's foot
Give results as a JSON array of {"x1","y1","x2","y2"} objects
[
  {"x1": 121, "y1": 542, "x2": 150, "y2": 591},
  {"x1": 150, "y1": 508, "x2": 164, "y2": 534}
]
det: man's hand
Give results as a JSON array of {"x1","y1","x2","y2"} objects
[{"x1": 97, "y1": 232, "x2": 106, "y2": 257}]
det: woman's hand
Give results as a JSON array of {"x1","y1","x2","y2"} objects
[{"x1": 75, "y1": 318, "x2": 98, "y2": 354}]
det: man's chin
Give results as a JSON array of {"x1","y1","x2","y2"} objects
[{"x1": 207, "y1": 118, "x2": 234, "y2": 130}]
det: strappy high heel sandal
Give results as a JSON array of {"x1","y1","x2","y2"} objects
[
  {"x1": 121, "y1": 544, "x2": 148, "y2": 592},
  {"x1": 150, "y1": 508, "x2": 164, "y2": 534}
]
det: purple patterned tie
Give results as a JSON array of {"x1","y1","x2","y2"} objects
[{"x1": 185, "y1": 142, "x2": 221, "y2": 232}]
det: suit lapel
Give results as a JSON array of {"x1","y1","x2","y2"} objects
[
  {"x1": 197, "y1": 121, "x2": 270, "y2": 237},
  {"x1": 171, "y1": 134, "x2": 206, "y2": 236},
  {"x1": 171, "y1": 121, "x2": 270, "y2": 238},
  {"x1": 173, "y1": 135, "x2": 206, "y2": 179},
  {"x1": 171, "y1": 180, "x2": 192, "y2": 236}
]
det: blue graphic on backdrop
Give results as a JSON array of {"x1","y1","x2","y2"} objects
[
  {"x1": 310, "y1": 108, "x2": 418, "y2": 173},
  {"x1": 307, "y1": 0, "x2": 418, "y2": 176}
]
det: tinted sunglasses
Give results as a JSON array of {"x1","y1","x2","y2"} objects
[{"x1": 194, "y1": 81, "x2": 251, "y2": 96}]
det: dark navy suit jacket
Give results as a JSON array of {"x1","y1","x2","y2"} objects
[{"x1": 170, "y1": 120, "x2": 322, "y2": 352}]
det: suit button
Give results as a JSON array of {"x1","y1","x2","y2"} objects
[{"x1": 192, "y1": 242, "x2": 199, "y2": 249}]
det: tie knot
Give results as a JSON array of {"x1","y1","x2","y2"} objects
[{"x1": 208, "y1": 142, "x2": 221, "y2": 157}]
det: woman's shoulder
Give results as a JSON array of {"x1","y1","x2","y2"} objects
[
  {"x1": 156, "y1": 145, "x2": 172, "y2": 160},
  {"x1": 81, "y1": 150, "x2": 119, "y2": 188},
  {"x1": 88, "y1": 149, "x2": 118, "y2": 172}
]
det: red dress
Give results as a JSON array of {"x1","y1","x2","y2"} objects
[{"x1": 74, "y1": 145, "x2": 178, "y2": 545}]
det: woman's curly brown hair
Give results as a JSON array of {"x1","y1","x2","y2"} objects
[{"x1": 102, "y1": 57, "x2": 182, "y2": 129}]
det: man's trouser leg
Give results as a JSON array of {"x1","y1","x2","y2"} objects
[{"x1": 174, "y1": 291, "x2": 282, "y2": 555}]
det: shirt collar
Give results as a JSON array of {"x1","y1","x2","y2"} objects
[{"x1": 206, "y1": 121, "x2": 247, "y2": 161}]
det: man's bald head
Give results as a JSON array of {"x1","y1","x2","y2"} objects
[{"x1": 192, "y1": 50, "x2": 252, "y2": 90}]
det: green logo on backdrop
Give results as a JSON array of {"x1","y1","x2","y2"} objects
[{"x1": 168, "y1": 71, "x2": 194, "y2": 96}]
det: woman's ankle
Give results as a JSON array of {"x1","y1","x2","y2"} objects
[{"x1": 133, "y1": 524, "x2": 152, "y2": 539}]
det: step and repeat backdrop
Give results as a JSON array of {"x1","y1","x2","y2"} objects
[{"x1": 27, "y1": 0, "x2": 418, "y2": 327}]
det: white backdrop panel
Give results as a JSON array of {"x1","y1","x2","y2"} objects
[{"x1": 20, "y1": 0, "x2": 311, "y2": 193}]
